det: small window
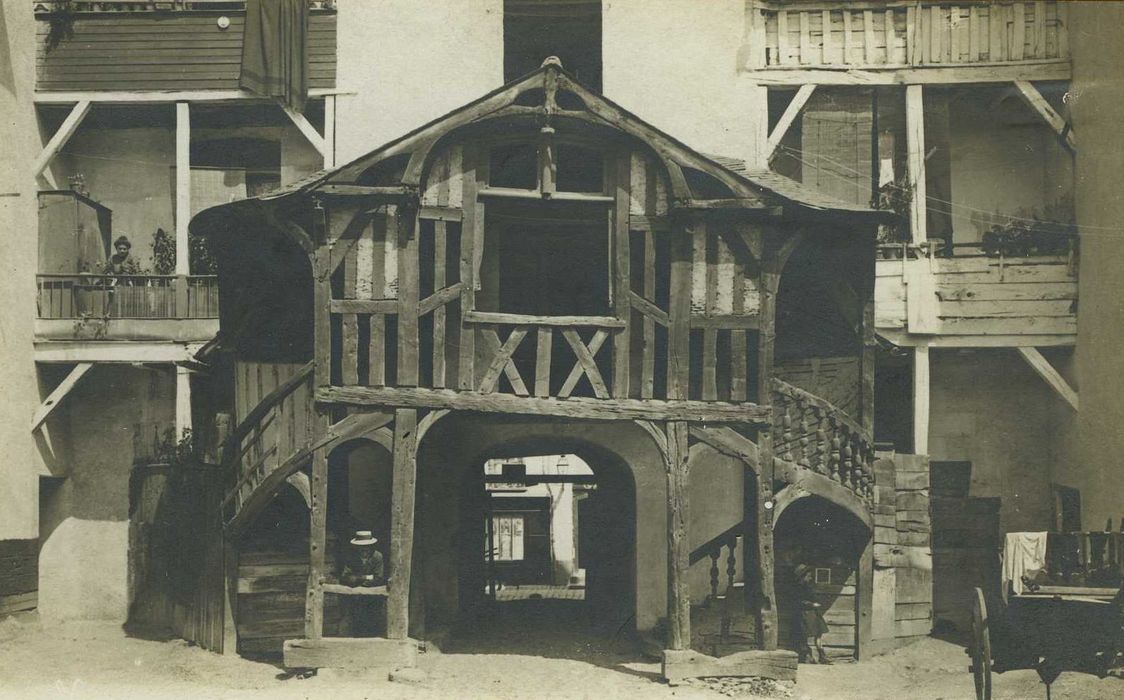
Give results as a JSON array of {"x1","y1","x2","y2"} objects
[
  {"x1": 556, "y1": 143, "x2": 604, "y2": 193},
  {"x1": 489, "y1": 515, "x2": 525, "y2": 561},
  {"x1": 504, "y1": 1, "x2": 602, "y2": 91},
  {"x1": 478, "y1": 200, "x2": 611, "y2": 317},
  {"x1": 489, "y1": 143, "x2": 538, "y2": 190}
]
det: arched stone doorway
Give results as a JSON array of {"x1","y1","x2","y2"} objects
[
  {"x1": 773, "y1": 494, "x2": 870, "y2": 662},
  {"x1": 411, "y1": 414, "x2": 666, "y2": 653}
]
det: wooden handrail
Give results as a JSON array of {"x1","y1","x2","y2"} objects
[
  {"x1": 221, "y1": 361, "x2": 314, "y2": 465},
  {"x1": 689, "y1": 522, "x2": 743, "y2": 566},
  {"x1": 771, "y1": 378, "x2": 870, "y2": 445}
]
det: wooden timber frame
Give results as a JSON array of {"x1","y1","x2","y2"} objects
[{"x1": 193, "y1": 59, "x2": 889, "y2": 675}]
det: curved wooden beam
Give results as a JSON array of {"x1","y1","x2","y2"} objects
[
  {"x1": 417, "y1": 408, "x2": 452, "y2": 446},
  {"x1": 285, "y1": 472, "x2": 312, "y2": 509},
  {"x1": 688, "y1": 425, "x2": 759, "y2": 475},
  {"x1": 633, "y1": 419, "x2": 669, "y2": 464},
  {"x1": 772, "y1": 461, "x2": 872, "y2": 531}
]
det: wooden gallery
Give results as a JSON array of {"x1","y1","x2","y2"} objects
[{"x1": 178, "y1": 60, "x2": 914, "y2": 680}]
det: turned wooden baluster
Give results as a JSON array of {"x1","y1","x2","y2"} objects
[
  {"x1": 781, "y1": 407, "x2": 795, "y2": 462},
  {"x1": 815, "y1": 421, "x2": 828, "y2": 476},
  {"x1": 841, "y1": 430, "x2": 854, "y2": 490},
  {"x1": 709, "y1": 548, "x2": 720, "y2": 602},
  {"x1": 828, "y1": 417, "x2": 842, "y2": 482},
  {"x1": 721, "y1": 535, "x2": 738, "y2": 639},
  {"x1": 796, "y1": 410, "x2": 811, "y2": 468}
]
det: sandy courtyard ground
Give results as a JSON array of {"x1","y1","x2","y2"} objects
[{"x1": 1, "y1": 615, "x2": 1120, "y2": 700}]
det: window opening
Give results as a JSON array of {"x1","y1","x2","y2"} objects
[
  {"x1": 504, "y1": 1, "x2": 602, "y2": 91},
  {"x1": 477, "y1": 200, "x2": 611, "y2": 317}
]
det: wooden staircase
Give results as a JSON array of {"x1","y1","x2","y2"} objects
[
  {"x1": 690, "y1": 525, "x2": 757, "y2": 656},
  {"x1": 220, "y1": 362, "x2": 318, "y2": 535}
]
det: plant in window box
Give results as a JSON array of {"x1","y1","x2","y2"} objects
[
  {"x1": 980, "y1": 217, "x2": 1077, "y2": 258},
  {"x1": 872, "y1": 177, "x2": 912, "y2": 258}
]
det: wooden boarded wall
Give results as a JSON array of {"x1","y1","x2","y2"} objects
[
  {"x1": 0, "y1": 539, "x2": 38, "y2": 618},
  {"x1": 775, "y1": 356, "x2": 861, "y2": 421},
  {"x1": 36, "y1": 12, "x2": 337, "y2": 92},
  {"x1": 128, "y1": 464, "x2": 226, "y2": 651}
]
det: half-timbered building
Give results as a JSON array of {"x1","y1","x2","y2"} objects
[{"x1": 191, "y1": 59, "x2": 890, "y2": 676}]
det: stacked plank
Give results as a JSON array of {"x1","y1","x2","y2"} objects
[
  {"x1": 870, "y1": 453, "x2": 933, "y2": 646},
  {"x1": 893, "y1": 454, "x2": 933, "y2": 642},
  {"x1": 0, "y1": 539, "x2": 38, "y2": 618}
]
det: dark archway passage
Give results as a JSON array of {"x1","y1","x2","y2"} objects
[
  {"x1": 412, "y1": 415, "x2": 650, "y2": 660},
  {"x1": 774, "y1": 495, "x2": 868, "y2": 662}
]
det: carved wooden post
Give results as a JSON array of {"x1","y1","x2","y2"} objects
[
  {"x1": 755, "y1": 258, "x2": 780, "y2": 650},
  {"x1": 388, "y1": 408, "x2": 418, "y2": 639},
  {"x1": 665, "y1": 420, "x2": 691, "y2": 650},
  {"x1": 305, "y1": 417, "x2": 328, "y2": 639}
]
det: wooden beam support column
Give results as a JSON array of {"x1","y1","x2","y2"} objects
[
  {"x1": 765, "y1": 85, "x2": 815, "y2": 162},
  {"x1": 612, "y1": 151, "x2": 631, "y2": 398},
  {"x1": 1017, "y1": 347, "x2": 1079, "y2": 411},
  {"x1": 388, "y1": 408, "x2": 418, "y2": 640},
  {"x1": 667, "y1": 217, "x2": 694, "y2": 400},
  {"x1": 755, "y1": 260, "x2": 780, "y2": 650},
  {"x1": 32, "y1": 99, "x2": 91, "y2": 179},
  {"x1": 304, "y1": 417, "x2": 329, "y2": 639},
  {"x1": 913, "y1": 346, "x2": 930, "y2": 454},
  {"x1": 322, "y1": 95, "x2": 336, "y2": 169},
  {"x1": 905, "y1": 85, "x2": 927, "y2": 246},
  {"x1": 175, "y1": 365, "x2": 193, "y2": 436},
  {"x1": 1013, "y1": 80, "x2": 1076, "y2": 154},
  {"x1": 397, "y1": 206, "x2": 420, "y2": 387},
  {"x1": 665, "y1": 420, "x2": 691, "y2": 650},
  {"x1": 175, "y1": 102, "x2": 191, "y2": 276},
  {"x1": 30, "y1": 362, "x2": 93, "y2": 432},
  {"x1": 281, "y1": 103, "x2": 327, "y2": 161}
]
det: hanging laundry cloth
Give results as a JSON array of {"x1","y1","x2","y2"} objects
[
  {"x1": 1002, "y1": 531, "x2": 1048, "y2": 600},
  {"x1": 240, "y1": 0, "x2": 309, "y2": 112}
]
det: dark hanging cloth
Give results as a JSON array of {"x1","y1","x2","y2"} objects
[{"x1": 239, "y1": 0, "x2": 309, "y2": 112}]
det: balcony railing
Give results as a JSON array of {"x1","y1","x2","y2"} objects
[
  {"x1": 33, "y1": 1, "x2": 335, "y2": 13},
  {"x1": 874, "y1": 240, "x2": 1077, "y2": 339},
  {"x1": 36, "y1": 274, "x2": 219, "y2": 320},
  {"x1": 750, "y1": 1, "x2": 1070, "y2": 70},
  {"x1": 771, "y1": 378, "x2": 874, "y2": 502}
]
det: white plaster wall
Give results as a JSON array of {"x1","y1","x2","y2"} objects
[
  {"x1": 603, "y1": 0, "x2": 762, "y2": 167},
  {"x1": 927, "y1": 348, "x2": 1064, "y2": 533},
  {"x1": 1070, "y1": 2, "x2": 1124, "y2": 530},
  {"x1": 333, "y1": 0, "x2": 504, "y2": 162},
  {"x1": 38, "y1": 366, "x2": 176, "y2": 623},
  {"x1": 38, "y1": 519, "x2": 128, "y2": 623},
  {"x1": 0, "y1": 0, "x2": 43, "y2": 541}
]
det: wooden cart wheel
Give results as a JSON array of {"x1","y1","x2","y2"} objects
[{"x1": 970, "y1": 587, "x2": 993, "y2": 700}]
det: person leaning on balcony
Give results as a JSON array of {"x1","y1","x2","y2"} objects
[{"x1": 104, "y1": 235, "x2": 141, "y2": 277}]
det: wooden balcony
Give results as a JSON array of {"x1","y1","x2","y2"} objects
[
  {"x1": 33, "y1": 1, "x2": 336, "y2": 93},
  {"x1": 35, "y1": 273, "x2": 220, "y2": 341},
  {"x1": 744, "y1": 1, "x2": 1071, "y2": 85},
  {"x1": 874, "y1": 243, "x2": 1078, "y2": 347}
]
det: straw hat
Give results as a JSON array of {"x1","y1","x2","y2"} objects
[{"x1": 350, "y1": 530, "x2": 377, "y2": 546}]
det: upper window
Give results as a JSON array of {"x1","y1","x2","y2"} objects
[
  {"x1": 504, "y1": 0, "x2": 602, "y2": 91},
  {"x1": 477, "y1": 200, "x2": 611, "y2": 317}
]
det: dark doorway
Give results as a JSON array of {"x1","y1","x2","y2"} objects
[
  {"x1": 453, "y1": 447, "x2": 636, "y2": 652},
  {"x1": 774, "y1": 497, "x2": 866, "y2": 662},
  {"x1": 503, "y1": 0, "x2": 602, "y2": 90}
]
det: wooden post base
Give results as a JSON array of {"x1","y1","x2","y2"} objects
[
  {"x1": 283, "y1": 637, "x2": 418, "y2": 671},
  {"x1": 661, "y1": 648, "x2": 798, "y2": 685}
]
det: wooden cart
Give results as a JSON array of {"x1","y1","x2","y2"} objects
[{"x1": 968, "y1": 582, "x2": 1123, "y2": 699}]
